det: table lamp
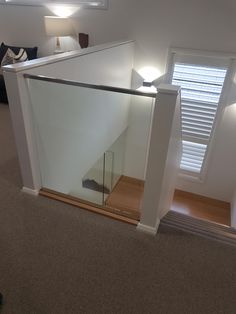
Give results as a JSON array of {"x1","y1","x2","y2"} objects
[{"x1": 44, "y1": 16, "x2": 74, "y2": 54}]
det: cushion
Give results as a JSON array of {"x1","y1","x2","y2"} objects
[
  {"x1": 0, "y1": 74, "x2": 8, "y2": 103},
  {"x1": 0, "y1": 42, "x2": 38, "y2": 64},
  {"x1": 1, "y1": 48, "x2": 28, "y2": 67}
]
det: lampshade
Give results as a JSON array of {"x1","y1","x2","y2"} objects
[{"x1": 44, "y1": 16, "x2": 74, "y2": 37}]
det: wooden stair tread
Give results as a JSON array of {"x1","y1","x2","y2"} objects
[
  {"x1": 105, "y1": 175, "x2": 144, "y2": 215},
  {"x1": 172, "y1": 190, "x2": 231, "y2": 226}
]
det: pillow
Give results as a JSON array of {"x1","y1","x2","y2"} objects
[
  {"x1": 0, "y1": 42, "x2": 38, "y2": 63},
  {"x1": 1, "y1": 48, "x2": 28, "y2": 67}
]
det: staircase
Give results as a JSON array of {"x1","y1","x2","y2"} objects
[{"x1": 161, "y1": 211, "x2": 236, "y2": 247}]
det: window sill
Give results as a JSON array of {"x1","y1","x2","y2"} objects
[{"x1": 178, "y1": 172, "x2": 204, "y2": 184}]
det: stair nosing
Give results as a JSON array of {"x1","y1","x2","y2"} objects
[{"x1": 161, "y1": 211, "x2": 236, "y2": 246}]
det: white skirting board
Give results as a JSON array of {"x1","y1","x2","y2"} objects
[
  {"x1": 136, "y1": 220, "x2": 160, "y2": 235},
  {"x1": 22, "y1": 187, "x2": 39, "y2": 196}
]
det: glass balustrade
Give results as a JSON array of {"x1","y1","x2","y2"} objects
[{"x1": 27, "y1": 76, "x2": 156, "y2": 216}]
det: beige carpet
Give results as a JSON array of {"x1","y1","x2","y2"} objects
[{"x1": 0, "y1": 103, "x2": 236, "y2": 314}]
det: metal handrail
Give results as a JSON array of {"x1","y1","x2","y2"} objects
[{"x1": 24, "y1": 74, "x2": 157, "y2": 98}]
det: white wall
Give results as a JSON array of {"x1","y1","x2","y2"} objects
[
  {"x1": 0, "y1": 4, "x2": 79, "y2": 56},
  {"x1": 19, "y1": 42, "x2": 134, "y2": 88},
  {"x1": 1, "y1": 0, "x2": 236, "y2": 201},
  {"x1": 123, "y1": 96, "x2": 154, "y2": 180}
]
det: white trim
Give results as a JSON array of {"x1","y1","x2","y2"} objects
[
  {"x1": 0, "y1": 0, "x2": 108, "y2": 9},
  {"x1": 3, "y1": 40, "x2": 134, "y2": 73},
  {"x1": 166, "y1": 47, "x2": 236, "y2": 83},
  {"x1": 170, "y1": 47, "x2": 236, "y2": 60},
  {"x1": 178, "y1": 172, "x2": 203, "y2": 183},
  {"x1": 167, "y1": 48, "x2": 234, "y2": 181},
  {"x1": 199, "y1": 58, "x2": 235, "y2": 182},
  {"x1": 157, "y1": 84, "x2": 180, "y2": 95},
  {"x1": 136, "y1": 220, "x2": 160, "y2": 235},
  {"x1": 22, "y1": 187, "x2": 39, "y2": 196}
]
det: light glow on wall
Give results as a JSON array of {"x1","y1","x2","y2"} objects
[
  {"x1": 138, "y1": 66, "x2": 161, "y2": 82},
  {"x1": 47, "y1": 5, "x2": 79, "y2": 17},
  {"x1": 229, "y1": 103, "x2": 236, "y2": 115}
]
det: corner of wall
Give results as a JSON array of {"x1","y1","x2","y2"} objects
[{"x1": 231, "y1": 189, "x2": 236, "y2": 228}]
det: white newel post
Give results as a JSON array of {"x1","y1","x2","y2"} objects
[
  {"x1": 3, "y1": 70, "x2": 42, "y2": 195},
  {"x1": 137, "y1": 84, "x2": 181, "y2": 235}
]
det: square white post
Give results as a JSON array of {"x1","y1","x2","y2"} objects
[{"x1": 138, "y1": 84, "x2": 181, "y2": 235}]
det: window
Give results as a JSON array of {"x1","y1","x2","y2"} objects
[{"x1": 170, "y1": 53, "x2": 229, "y2": 177}]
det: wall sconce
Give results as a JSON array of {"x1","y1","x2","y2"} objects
[
  {"x1": 131, "y1": 67, "x2": 166, "y2": 93},
  {"x1": 44, "y1": 16, "x2": 74, "y2": 54},
  {"x1": 142, "y1": 81, "x2": 153, "y2": 88}
]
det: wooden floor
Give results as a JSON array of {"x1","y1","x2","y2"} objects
[
  {"x1": 106, "y1": 178, "x2": 231, "y2": 226},
  {"x1": 40, "y1": 188, "x2": 139, "y2": 226},
  {"x1": 171, "y1": 190, "x2": 231, "y2": 226},
  {"x1": 105, "y1": 176, "x2": 144, "y2": 220},
  {"x1": 41, "y1": 180, "x2": 231, "y2": 227}
]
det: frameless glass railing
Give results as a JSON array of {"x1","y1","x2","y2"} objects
[
  {"x1": 25, "y1": 74, "x2": 156, "y2": 216},
  {"x1": 105, "y1": 128, "x2": 128, "y2": 191}
]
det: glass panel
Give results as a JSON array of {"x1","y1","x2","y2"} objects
[
  {"x1": 28, "y1": 79, "x2": 131, "y2": 206},
  {"x1": 107, "y1": 129, "x2": 128, "y2": 190},
  {"x1": 104, "y1": 151, "x2": 113, "y2": 200},
  {"x1": 104, "y1": 95, "x2": 155, "y2": 217},
  {"x1": 27, "y1": 78, "x2": 155, "y2": 211},
  {"x1": 79, "y1": 154, "x2": 105, "y2": 205}
]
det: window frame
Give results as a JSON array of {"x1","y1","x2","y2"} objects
[
  {"x1": 166, "y1": 48, "x2": 234, "y2": 182},
  {"x1": 0, "y1": 0, "x2": 108, "y2": 9}
]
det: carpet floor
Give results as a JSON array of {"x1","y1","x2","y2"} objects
[{"x1": 0, "y1": 103, "x2": 236, "y2": 314}]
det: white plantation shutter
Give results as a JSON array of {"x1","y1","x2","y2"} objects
[
  {"x1": 171, "y1": 61, "x2": 228, "y2": 175},
  {"x1": 181, "y1": 141, "x2": 207, "y2": 173}
]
